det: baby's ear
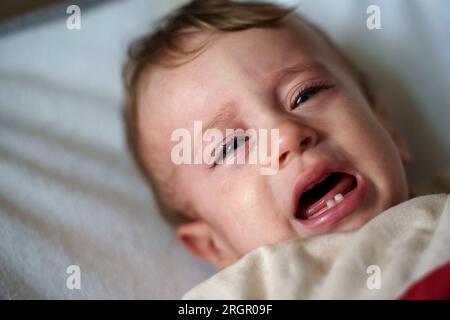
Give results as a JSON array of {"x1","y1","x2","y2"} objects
[
  {"x1": 176, "y1": 220, "x2": 237, "y2": 269},
  {"x1": 369, "y1": 95, "x2": 411, "y2": 165}
]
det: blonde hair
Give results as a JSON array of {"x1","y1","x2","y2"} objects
[{"x1": 122, "y1": 0, "x2": 369, "y2": 225}]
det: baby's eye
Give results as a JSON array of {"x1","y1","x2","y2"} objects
[
  {"x1": 292, "y1": 84, "x2": 332, "y2": 110},
  {"x1": 215, "y1": 135, "x2": 249, "y2": 165}
]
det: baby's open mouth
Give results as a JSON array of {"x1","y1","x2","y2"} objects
[{"x1": 296, "y1": 172, "x2": 357, "y2": 220}]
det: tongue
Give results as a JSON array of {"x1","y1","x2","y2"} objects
[{"x1": 298, "y1": 173, "x2": 355, "y2": 219}]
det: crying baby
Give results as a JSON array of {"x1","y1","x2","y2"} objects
[{"x1": 122, "y1": 0, "x2": 411, "y2": 270}]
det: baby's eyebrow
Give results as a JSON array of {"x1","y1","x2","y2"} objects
[
  {"x1": 202, "y1": 102, "x2": 238, "y2": 134},
  {"x1": 273, "y1": 61, "x2": 326, "y2": 89}
]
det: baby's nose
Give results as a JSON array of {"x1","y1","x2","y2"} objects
[{"x1": 277, "y1": 120, "x2": 318, "y2": 168}]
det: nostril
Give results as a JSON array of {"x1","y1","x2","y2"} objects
[
  {"x1": 279, "y1": 151, "x2": 289, "y2": 163},
  {"x1": 300, "y1": 136, "x2": 313, "y2": 150}
]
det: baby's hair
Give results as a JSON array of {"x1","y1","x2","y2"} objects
[{"x1": 122, "y1": 0, "x2": 370, "y2": 226}]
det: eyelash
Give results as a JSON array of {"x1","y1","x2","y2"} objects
[
  {"x1": 212, "y1": 135, "x2": 250, "y2": 167},
  {"x1": 291, "y1": 81, "x2": 333, "y2": 110}
]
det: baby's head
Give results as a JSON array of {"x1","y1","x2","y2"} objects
[{"x1": 123, "y1": 0, "x2": 410, "y2": 268}]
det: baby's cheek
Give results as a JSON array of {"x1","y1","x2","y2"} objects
[
  {"x1": 340, "y1": 108, "x2": 408, "y2": 208},
  {"x1": 220, "y1": 179, "x2": 233, "y2": 194}
]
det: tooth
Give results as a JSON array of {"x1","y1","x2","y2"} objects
[
  {"x1": 326, "y1": 199, "x2": 335, "y2": 209},
  {"x1": 334, "y1": 193, "x2": 344, "y2": 202}
]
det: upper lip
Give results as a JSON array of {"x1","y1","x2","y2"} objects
[{"x1": 291, "y1": 160, "x2": 357, "y2": 218}]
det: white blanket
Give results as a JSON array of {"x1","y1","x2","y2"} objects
[{"x1": 183, "y1": 194, "x2": 450, "y2": 299}]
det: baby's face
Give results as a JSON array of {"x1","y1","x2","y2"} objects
[{"x1": 137, "y1": 17, "x2": 409, "y2": 267}]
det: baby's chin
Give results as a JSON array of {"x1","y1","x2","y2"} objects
[
  {"x1": 292, "y1": 202, "x2": 386, "y2": 238},
  {"x1": 338, "y1": 185, "x2": 411, "y2": 232},
  {"x1": 332, "y1": 206, "x2": 385, "y2": 233}
]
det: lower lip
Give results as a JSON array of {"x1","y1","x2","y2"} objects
[{"x1": 294, "y1": 173, "x2": 367, "y2": 231}]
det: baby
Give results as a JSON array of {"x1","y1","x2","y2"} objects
[{"x1": 122, "y1": 0, "x2": 410, "y2": 270}]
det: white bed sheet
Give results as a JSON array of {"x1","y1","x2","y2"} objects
[{"x1": 0, "y1": 0, "x2": 449, "y2": 299}]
